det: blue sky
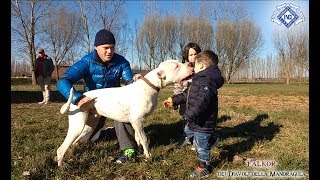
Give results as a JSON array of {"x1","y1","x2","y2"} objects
[
  {"x1": 124, "y1": 1, "x2": 309, "y2": 60},
  {"x1": 11, "y1": 1, "x2": 309, "y2": 67}
]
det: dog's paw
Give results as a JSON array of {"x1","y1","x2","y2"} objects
[
  {"x1": 144, "y1": 155, "x2": 152, "y2": 162},
  {"x1": 55, "y1": 156, "x2": 64, "y2": 167},
  {"x1": 57, "y1": 161, "x2": 64, "y2": 168},
  {"x1": 145, "y1": 153, "x2": 152, "y2": 159}
]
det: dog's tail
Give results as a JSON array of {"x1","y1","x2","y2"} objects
[{"x1": 60, "y1": 88, "x2": 74, "y2": 114}]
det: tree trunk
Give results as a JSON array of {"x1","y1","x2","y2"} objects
[
  {"x1": 55, "y1": 66, "x2": 60, "y2": 81},
  {"x1": 30, "y1": 53, "x2": 36, "y2": 85},
  {"x1": 226, "y1": 72, "x2": 231, "y2": 84},
  {"x1": 298, "y1": 58, "x2": 303, "y2": 85},
  {"x1": 286, "y1": 68, "x2": 290, "y2": 85}
]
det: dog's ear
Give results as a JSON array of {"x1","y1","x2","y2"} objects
[{"x1": 157, "y1": 70, "x2": 166, "y2": 80}]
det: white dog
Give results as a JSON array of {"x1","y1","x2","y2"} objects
[{"x1": 55, "y1": 60, "x2": 194, "y2": 167}]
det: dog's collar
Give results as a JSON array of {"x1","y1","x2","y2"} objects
[{"x1": 137, "y1": 76, "x2": 160, "y2": 92}]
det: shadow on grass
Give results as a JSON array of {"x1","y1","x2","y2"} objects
[
  {"x1": 145, "y1": 120, "x2": 185, "y2": 147},
  {"x1": 145, "y1": 115, "x2": 232, "y2": 148},
  {"x1": 28, "y1": 156, "x2": 58, "y2": 179},
  {"x1": 29, "y1": 142, "x2": 119, "y2": 178},
  {"x1": 145, "y1": 113, "x2": 281, "y2": 166},
  {"x1": 217, "y1": 115, "x2": 232, "y2": 123},
  {"x1": 213, "y1": 113, "x2": 282, "y2": 164},
  {"x1": 11, "y1": 91, "x2": 83, "y2": 103}
]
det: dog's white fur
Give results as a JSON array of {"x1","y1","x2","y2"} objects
[{"x1": 55, "y1": 60, "x2": 194, "y2": 167}]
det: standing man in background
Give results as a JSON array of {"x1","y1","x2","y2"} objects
[{"x1": 35, "y1": 48, "x2": 54, "y2": 105}]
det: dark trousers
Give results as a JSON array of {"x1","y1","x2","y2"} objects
[
  {"x1": 179, "y1": 104, "x2": 188, "y2": 138},
  {"x1": 114, "y1": 121, "x2": 137, "y2": 150},
  {"x1": 90, "y1": 117, "x2": 137, "y2": 151}
]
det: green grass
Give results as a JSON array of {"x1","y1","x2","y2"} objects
[{"x1": 11, "y1": 83, "x2": 309, "y2": 179}]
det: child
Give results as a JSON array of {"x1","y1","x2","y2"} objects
[
  {"x1": 173, "y1": 43, "x2": 201, "y2": 149},
  {"x1": 163, "y1": 50, "x2": 224, "y2": 178}
]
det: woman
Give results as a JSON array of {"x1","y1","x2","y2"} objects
[{"x1": 173, "y1": 42, "x2": 201, "y2": 149}]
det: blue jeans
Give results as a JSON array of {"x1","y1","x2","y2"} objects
[{"x1": 184, "y1": 125, "x2": 214, "y2": 165}]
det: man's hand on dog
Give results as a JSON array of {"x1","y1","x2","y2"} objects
[
  {"x1": 77, "y1": 96, "x2": 95, "y2": 112},
  {"x1": 133, "y1": 73, "x2": 143, "y2": 81},
  {"x1": 163, "y1": 97, "x2": 173, "y2": 107}
]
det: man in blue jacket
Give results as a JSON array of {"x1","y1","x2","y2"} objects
[{"x1": 57, "y1": 29, "x2": 137, "y2": 163}]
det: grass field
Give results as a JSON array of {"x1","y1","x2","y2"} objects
[{"x1": 11, "y1": 83, "x2": 309, "y2": 179}]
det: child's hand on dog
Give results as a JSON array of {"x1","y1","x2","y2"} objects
[{"x1": 163, "y1": 97, "x2": 173, "y2": 107}]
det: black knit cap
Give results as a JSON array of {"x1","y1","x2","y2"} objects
[
  {"x1": 94, "y1": 29, "x2": 116, "y2": 46},
  {"x1": 37, "y1": 48, "x2": 45, "y2": 54}
]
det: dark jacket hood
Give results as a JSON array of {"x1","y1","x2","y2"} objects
[{"x1": 195, "y1": 64, "x2": 224, "y2": 89}]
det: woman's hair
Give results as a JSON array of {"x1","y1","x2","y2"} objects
[{"x1": 182, "y1": 43, "x2": 202, "y2": 63}]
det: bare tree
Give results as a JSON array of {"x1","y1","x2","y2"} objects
[
  {"x1": 136, "y1": 1, "x2": 215, "y2": 68},
  {"x1": 184, "y1": 16, "x2": 214, "y2": 51},
  {"x1": 11, "y1": 0, "x2": 52, "y2": 84},
  {"x1": 11, "y1": 56, "x2": 32, "y2": 77},
  {"x1": 115, "y1": 21, "x2": 131, "y2": 57},
  {"x1": 273, "y1": 24, "x2": 309, "y2": 85},
  {"x1": 177, "y1": 16, "x2": 189, "y2": 59},
  {"x1": 177, "y1": 1, "x2": 215, "y2": 55},
  {"x1": 76, "y1": 0, "x2": 95, "y2": 54},
  {"x1": 134, "y1": 20, "x2": 143, "y2": 70},
  {"x1": 11, "y1": 56, "x2": 16, "y2": 77},
  {"x1": 92, "y1": 0, "x2": 126, "y2": 31},
  {"x1": 199, "y1": 1, "x2": 219, "y2": 22},
  {"x1": 157, "y1": 15, "x2": 178, "y2": 61},
  {"x1": 287, "y1": 29, "x2": 297, "y2": 84},
  {"x1": 92, "y1": 0, "x2": 129, "y2": 57},
  {"x1": 137, "y1": 10, "x2": 179, "y2": 67},
  {"x1": 215, "y1": 19, "x2": 263, "y2": 83},
  {"x1": 270, "y1": 55, "x2": 280, "y2": 80},
  {"x1": 133, "y1": 1, "x2": 160, "y2": 69},
  {"x1": 135, "y1": 32, "x2": 149, "y2": 69},
  {"x1": 42, "y1": 7, "x2": 83, "y2": 80},
  {"x1": 154, "y1": 14, "x2": 178, "y2": 62},
  {"x1": 294, "y1": 26, "x2": 309, "y2": 84},
  {"x1": 273, "y1": 29, "x2": 290, "y2": 84},
  {"x1": 137, "y1": 13, "x2": 160, "y2": 69}
]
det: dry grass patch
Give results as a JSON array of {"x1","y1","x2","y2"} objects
[{"x1": 220, "y1": 94, "x2": 308, "y2": 111}]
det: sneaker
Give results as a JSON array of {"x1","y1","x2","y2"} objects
[
  {"x1": 175, "y1": 136, "x2": 192, "y2": 149},
  {"x1": 190, "y1": 166, "x2": 210, "y2": 178},
  {"x1": 190, "y1": 143, "x2": 196, "y2": 151},
  {"x1": 116, "y1": 148, "x2": 136, "y2": 164}
]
